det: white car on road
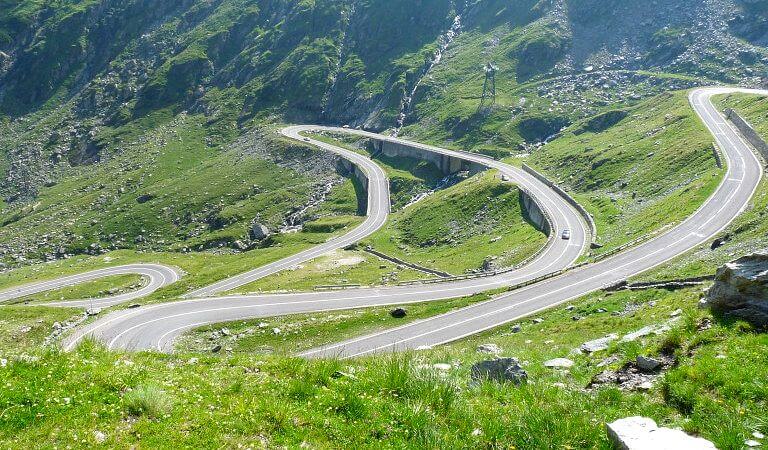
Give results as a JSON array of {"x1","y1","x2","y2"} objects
[{"x1": 561, "y1": 229, "x2": 571, "y2": 240}]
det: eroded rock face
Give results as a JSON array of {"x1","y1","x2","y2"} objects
[
  {"x1": 607, "y1": 416, "x2": 716, "y2": 450},
  {"x1": 705, "y1": 253, "x2": 768, "y2": 328}
]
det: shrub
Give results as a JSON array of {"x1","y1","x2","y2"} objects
[{"x1": 124, "y1": 384, "x2": 173, "y2": 418}]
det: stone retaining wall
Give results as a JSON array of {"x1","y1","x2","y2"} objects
[
  {"x1": 521, "y1": 164, "x2": 597, "y2": 243},
  {"x1": 725, "y1": 108, "x2": 768, "y2": 164},
  {"x1": 371, "y1": 140, "x2": 486, "y2": 176}
]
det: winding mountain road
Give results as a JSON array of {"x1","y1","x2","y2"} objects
[
  {"x1": 57, "y1": 123, "x2": 590, "y2": 351},
  {"x1": 0, "y1": 264, "x2": 181, "y2": 309},
  {"x1": 1, "y1": 87, "x2": 764, "y2": 357}
]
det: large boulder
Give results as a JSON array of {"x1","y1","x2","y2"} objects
[
  {"x1": 607, "y1": 416, "x2": 717, "y2": 449},
  {"x1": 250, "y1": 223, "x2": 271, "y2": 241},
  {"x1": 705, "y1": 253, "x2": 768, "y2": 328},
  {"x1": 470, "y1": 358, "x2": 527, "y2": 385}
]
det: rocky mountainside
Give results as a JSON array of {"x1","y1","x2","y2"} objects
[
  {"x1": 0, "y1": 0, "x2": 767, "y2": 260},
  {"x1": 1, "y1": 0, "x2": 767, "y2": 177}
]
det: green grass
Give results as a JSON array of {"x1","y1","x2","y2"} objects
[
  {"x1": 1, "y1": 285, "x2": 764, "y2": 448},
  {"x1": 228, "y1": 248, "x2": 430, "y2": 293},
  {"x1": 641, "y1": 93, "x2": 768, "y2": 280},
  {"x1": 124, "y1": 384, "x2": 173, "y2": 419},
  {"x1": 528, "y1": 91, "x2": 724, "y2": 258},
  {"x1": 0, "y1": 306, "x2": 77, "y2": 351},
  {"x1": 176, "y1": 293, "x2": 492, "y2": 354},
  {"x1": 365, "y1": 171, "x2": 548, "y2": 274}
]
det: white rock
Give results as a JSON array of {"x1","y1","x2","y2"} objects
[
  {"x1": 670, "y1": 309, "x2": 683, "y2": 317},
  {"x1": 621, "y1": 325, "x2": 657, "y2": 342},
  {"x1": 753, "y1": 431, "x2": 765, "y2": 439},
  {"x1": 432, "y1": 363, "x2": 452, "y2": 371},
  {"x1": 543, "y1": 358, "x2": 575, "y2": 368},
  {"x1": 581, "y1": 334, "x2": 618, "y2": 353},
  {"x1": 0, "y1": 358, "x2": 7, "y2": 368},
  {"x1": 272, "y1": 328, "x2": 281, "y2": 335},
  {"x1": 637, "y1": 381, "x2": 654, "y2": 391},
  {"x1": 745, "y1": 440, "x2": 762, "y2": 447},
  {"x1": 477, "y1": 343, "x2": 501, "y2": 354},
  {"x1": 93, "y1": 430, "x2": 107, "y2": 443},
  {"x1": 607, "y1": 417, "x2": 717, "y2": 450}
]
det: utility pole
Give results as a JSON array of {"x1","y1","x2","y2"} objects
[{"x1": 479, "y1": 63, "x2": 498, "y2": 112}]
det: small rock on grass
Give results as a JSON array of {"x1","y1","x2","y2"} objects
[
  {"x1": 607, "y1": 416, "x2": 717, "y2": 449},
  {"x1": 93, "y1": 430, "x2": 106, "y2": 444},
  {"x1": 636, "y1": 356, "x2": 662, "y2": 372},
  {"x1": 477, "y1": 343, "x2": 501, "y2": 354},
  {"x1": 581, "y1": 334, "x2": 618, "y2": 353},
  {"x1": 470, "y1": 358, "x2": 527, "y2": 385},
  {"x1": 543, "y1": 358, "x2": 574, "y2": 369},
  {"x1": 390, "y1": 308, "x2": 407, "y2": 318}
]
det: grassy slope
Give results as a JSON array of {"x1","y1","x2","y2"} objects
[
  {"x1": 176, "y1": 292, "x2": 492, "y2": 355},
  {"x1": 2, "y1": 285, "x2": 764, "y2": 448},
  {"x1": 0, "y1": 114, "x2": 341, "y2": 259},
  {"x1": 365, "y1": 171, "x2": 547, "y2": 274},
  {"x1": 529, "y1": 91, "x2": 723, "y2": 257},
  {"x1": 226, "y1": 248, "x2": 430, "y2": 293},
  {"x1": 645, "y1": 93, "x2": 768, "y2": 280},
  {"x1": 398, "y1": 1, "x2": 572, "y2": 155}
]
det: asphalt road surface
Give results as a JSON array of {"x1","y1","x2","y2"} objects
[
  {"x1": 2, "y1": 87, "x2": 764, "y2": 357},
  {"x1": 0, "y1": 264, "x2": 181, "y2": 309}
]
